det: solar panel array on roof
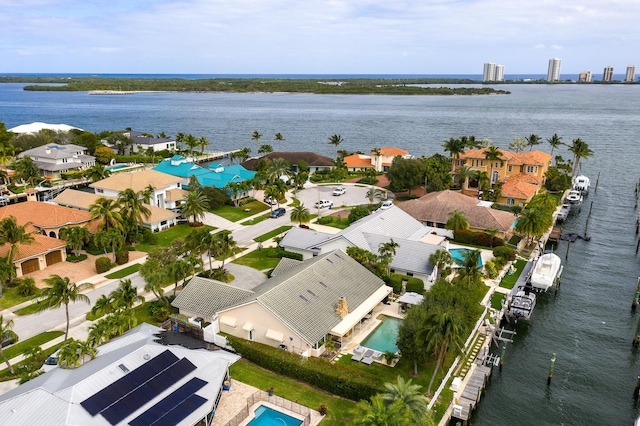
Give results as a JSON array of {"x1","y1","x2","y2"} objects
[{"x1": 129, "y1": 378, "x2": 208, "y2": 426}]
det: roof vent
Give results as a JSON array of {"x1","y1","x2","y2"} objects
[
  {"x1": 143, "y1": 353, "x2": 150, "y2": 360},
  {"x1": 299, "y1": 295, "x2": 309, "y2": 303},
  {"x1": 307, "y1": 290, "x2": 317, "y2": 297},
  {"x1": 118, "y1": 363, "x2": 130, "y2": 373},
  {"x1": 319, "y1": 281, "x2": 327, "y2": 288}
]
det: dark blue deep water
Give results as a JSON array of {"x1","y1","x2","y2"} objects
[{"x1": 2, "y1": 81, "x2": 640, "y2": 424}]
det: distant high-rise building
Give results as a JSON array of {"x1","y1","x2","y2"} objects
[
  {"x1": 483, "y1": 62, "x2": 504, "y2": 82},
  {"x1": 603, "y1": 66, "x2": 614, "y2": 82},
  {"x1": 547, "y1": 58, "x2": 561, "y2": 82},
  {"x1": 626, "y1": 65, "x2": 636, "y2": 82},
  {"x1": 578, "y1": 70, "x2": 592, "y2": 83}
]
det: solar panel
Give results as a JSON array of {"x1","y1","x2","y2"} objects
[
  {"x1": 81, "y1": 350, "x2": 178, "y2": 416},
  {"x1": 101, "y1": 358, "x2": 197, "y2": 425},
  {"x1": 129, "y1": 378, "x2": 208, "y2": 426},
  {"x1": 154, "y1": 394, "x2": 208, "y2": 426}
]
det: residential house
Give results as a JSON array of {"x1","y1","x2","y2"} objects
[
  {"x1": 153, "y1": 156, "x2": 255, "y2": 191},
  {"x1": 90, "y1": 169, "x2": 186, "y2": 210},
  {"x1": 0, "y1": 201, "x2": 99, "y2": 276},
  {"x1": 53, "y1": 189, "x2": 180, "y2": 232},
  {"x1": 453, "y1": 148, "x2": 552, "y2": 206},
  {"x1": 397, "y1": 190, "x2": 517, "y2": 239},
  {"x1": 124, "y1": 130, "x2": 177, "y2": 153},
  {"x1": 241, "y1": 152, "x2": 334, "y2": 173},
  {"x1": 343, "y1": 147, "x2": 411, "y2": 172},
  {"x1": 279, "y1": 206, "x2": 450, "y2": 287},
  {"x1": 172, "y1": 250, "x2": 393, "y2": 356},
  {"x1": 0, "y1": 323, "x2": 239, "y2": 426},
  {"x1": 18, "y1": 144, "x2": 95, "y2": 179}
]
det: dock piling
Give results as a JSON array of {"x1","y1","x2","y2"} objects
[
  {"x1": 634, "y1": 376, "x2": 640, "y2": 400},
  {"x1": 594, "y1": 171, "x2": 600, "y2": 194},
  {"x1": 565, "y1": 240, "x2": 571, "y2": 260},
  {"x1": 633, "y1": 278, "x2": 640, "y2": 312},
  {"x1": 547, "y1": 353, "x2": 556, "y2": 386},
  {"x1": 499, "y1": 343, "x2": 506, "y2": 372}
]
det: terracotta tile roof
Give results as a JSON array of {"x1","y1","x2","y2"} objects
[
  {"x1": 460, "y1": 148, "x2": 515, "y2": 161},
  {"x1": 165, "y1": 188, "x2": 188, "y2": 202},
  {"x1": 501, "y1": 180, "x2": 539, "y2": 200},
  {"x1": 0, "y1": 201, "x2": 93, "y2": 230},
  {"x1": 376, "y1": 147, "x2": 408, "y2": 156},
  {"x1": 507, "y1": 173, "x2": 543, "y2": 185},
  {"x1": 460, "y1": 149, "x2": 551, "y2": 166},
  {"x1": 0, "y1": 233, "x2": 65, "y2": 262},
  {"x1": 397, "y1": 190, "x2": 516, "y2": 232},
  {"x1": 90, "y1": 169, "x2": 184, "y2": 193},
  {"x1": 344, "y1": 154, "x2": 374, "y2": 168}
]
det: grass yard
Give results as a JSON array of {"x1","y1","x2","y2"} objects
[
  {"x1": 0, "y1": 343, "x2": 63, "y2": 381},
  {"x1": 229, "y1": 359, "x2": 357, "y2": 425},
  {"x1": 241, "y1": 213, "x2": 271, "y2": 226},
  {"x1": 491, "y1": 292, "x2": 506, "y2": 310},
  {"x1": 105, "y1": 264, "x2": 141, "y2": 279},
  {"x1": 232, "y1": 247, "x2": 286, "y2": 271},
  {"x1": 315, "y1": 216, "x2": 350, "y2": 230},
  {"x1": 0, "y1": 286, "x2": 42, "y2": 310},
  {"x1": 499, "y1": 259, "x2": 528, "y2": 289},
  {"x1": 134, "y1": 224, "x2": 215, "y2": 252},
  {"x1": 212, "y1": 201, "x2": 269, "y2": 222},
  {"x1": 14, "y1": 302, "x2": 43, "y2": 316},
  {"x1": 2, "y1": 331, "x2": 64, "y2": 360},
  {"x1": 254, "y1": 226, "x2": 292, "y2": 243}
]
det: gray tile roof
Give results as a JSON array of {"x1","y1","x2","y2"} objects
[
  {"x1": 172, "y1": 276, "x2": 254, "y2": 317},
  {"x1": 335, "y1": 206, "x2": 427, "y2": 247},
  {"x1": 270, "y1": 257, "x2": 303, "y2": 277},
  {"x1": 362, "y1": 233, "x2": 437, "y2": 276},
  {"x1": 20, "y1": 143, "x2": 89, "y2": 159},
  {"x1": 278, "y1": 227, "x2": 335, "y2": 251}
]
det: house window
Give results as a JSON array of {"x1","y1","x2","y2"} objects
[
  {"x1": 62, "y1": 158, "x2": 68, "y2": 163},
  {"x1": 527, "y1": 165, "x2": 536, "y2": 173},
  {"x1": 249, "y1": 330, "x2": 255, "y2": 341},
  {"x1": 390, "y1": 269, "x2": 395, "y2": 273},
  {"x1": 508, "y1": 165, "x2": 512, "y2": 172},
  {"x1": 480, "y1": 160, "x2": 484, "y2": 166},
  {"x1": 406, "y1": 272, "x2": 414, "y2": 277},
  {"x1": 507, "y1": 198, "x2": 515, "y2": 206},
  {"x1": 160, "y1": 220, "x2": 167, "y2": 226}
]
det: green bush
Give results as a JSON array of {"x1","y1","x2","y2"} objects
[
  {"x1": 405, "y1": 277, "x2": 425, "y2": 293},
  {"x1": 66, "y1": 254, "x2": 88, "y2": 262},
  {"x1": 85, "y1": 245, "x2": 104, "y2": 256},
  {"x1": 348, "y1": 205, "x2": 371, "y2": 224},
  {"x1": 226, "y1": 336, "x2": 381, "y2": 401},
  {"x1": 493, "y1": 246, "x2": 516, "y2": 261},
  {"x1": 484, "y1": 260, "x2": 498, "y2": 279},
  {"x1": 454, "y1": 229, "x2": 504, "y2": 248},
  {"x1": 281, "y1": 250, "x2": 303, "y2": 261},
  {"x1": 115, "y1": 249, "x2": 129, "y2": 265},
  {"x1": 95, "y1": 256, "x2": 112, "y2": 274},
  {"x1": 60, "y1": 170, "x2": 84, "y2": 180},
  {"x1": 317, "y1": 216, "x2": 333, "y2": 225},
  {"x1": 386, "y1": 274, "x2": 403, "y2": 293}
]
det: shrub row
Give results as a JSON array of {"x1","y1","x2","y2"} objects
[
  {"x1": 61, "y1": 170, "x2": 84, "y2": 180},
  {"x1": 386, "y1": 273, "x2": 425, "y2": 293},
  {"x1": 453, "y1": 229, "x2": 504, "y2": 248},
  {"x1": 226, "y1": 336, "x2": 381, "y2": 401}
]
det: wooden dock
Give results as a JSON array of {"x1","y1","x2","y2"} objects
[
  {"x1": 193, "y1": 150, "x2": 241, "y2": 164},
  {"x1": 451, "y1": 364, "x2": 493, "y2": 424},
  {"x1": 548, "y1": 226, "x2": 562, "y2": 244}
]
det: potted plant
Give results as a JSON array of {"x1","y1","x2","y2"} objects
[
  {"x1": 268, "y1": 387, "x2": 274, "y2": 396},
  {"x1": 383, "y1": 351, "x2": 399, "y2": 365},
  {"x1": 319, "y1": 404, "x2": 327, "y2": 416}
]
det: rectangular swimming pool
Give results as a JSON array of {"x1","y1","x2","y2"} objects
[
  {"x1": 247, "y1": 405, "x2": 302, "y2": 426},
  {"x1": 360, "y1": 315, "x2": 401, "y2": 354}
]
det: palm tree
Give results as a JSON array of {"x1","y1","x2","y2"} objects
[
  {"x1": 118, "y1": 188, "x2": 151, "y2": 238},
  {"x1": 266, "y1": 157, "x2": 290, "y2": 184},
  {"x1": 0, "y1": 145, "x2": 15, "y2": 168},
  {"x1": 140, "y1": 259, "x2": 169, "y2": 305},
  {"x1": 94, "y1": 228, "x2": 125, "y2": 262},
  {"x1": 186, "y1": 228, "x2": 218, "y2": 271},
  {"x1": 181, "y1": 189, "x2": 209, "y2": 225},
  {"x1": 290, "y1": 204, "x2": 310, "y2": 226},
  {"x1": 168, "y1": 259, "x2": 190, "y2": 296},
  {"x1": 89, "y1": 197, "x2": 123, "y2": 231},
  {"x1": 263, "y1": 185, "x2": 279, "y2": 212},
  {"x1": 37, "y1": 275, "x2": 94, "y2": 341},
  {"x1": 90, "y1": 293, "x2": 115, "y2": 317},
  {"x1": 568, "y1": 138, "x2": 594, "y2": 177},
  {"x1": 327, "y1": 134, "x2": 344, "y2": 160},
  {"x1": 175, "y1": 132, "x2": 185, "y2": 145},
  {"x1": 84, "y1": 164, "x2": 111, "y2": 183},
  {"x1": 215, "y1": 232, "x2": 237, "y2": 269},
  {"x1": 458, "y1": 249, "x2": 483, "y2": 287},
  {"x1": 483, "y1": 146, "x2": 503, "y2": 186},
  {"x1": 111, "y1": 279, "x2": 144, "y2": 311},
  {"x1": 526, "y1": 133, "x2": 542, "y2": 151},
  {"x1": 78, "y1": 339, "x2": 97, "y2": 362},
  {"x1": 59, "y1": 226, "x2": 90, "y2": 257},
  {"x1": 382, "y1": 376, "x2": 431, "y2": 423},
  {"x1": 251, "y1": 130, "x2": 262, "y2": 144},
  {"x1": 57, "y1": 338, "x2": 81, "y2": 369},
  {"x1": 365, "y1": 187, "x2": 384, "y2": 204},
  {"x1": 515, "y1": 206, "x2": 553, "y2": 244},
  {"x1": 183, "y1": 134, "x2": 198, "y2": 157},
  {"x1": 274, "y1": 132, "x2": 285, "y2": 146},
  {"x1": 445, "y1": 210, "x2": 469, "y2": 233},
  {"x1": 428, "y1": 249, "x2": 452, "y2": 279},
  {"x1": 197, "y1": 136, "x2": 209, "y2": 155},
  {"x1": 422, "y1": 310, "x2": 465, "y2": 395},
  {"x1": 378, "y1": 239, "x2": 399, "y2": 277},
  {"x1": 455, "y1": 165, "x2": 474, "y2": 191},
  {"x1": 0, "y1": 315, "x2": 18, "y2": 373},
  {"x1": 258, "y1": 144, "x2": 273, "y2": 155},
  {"x1": 442, "y1": 137, "x2": 467, "y2": 173},
  {"x1": 547, "y1": 133, "x2": 563, "y2": 156},
  {"x1": 352, "y1": 394, "x2": 412, "y2": 426},
  {"x1": 0, "y1": 216, "x2": 35, "y2": 288}
]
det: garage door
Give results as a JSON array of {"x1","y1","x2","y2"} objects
[
  {"x1": 45, "y1": 251, "x2": 63, "y2": 266},
  {"x1": 21, "y1": 259, "x2": 40, "y2": 275}
]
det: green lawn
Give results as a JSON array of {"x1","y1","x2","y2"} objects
[
  {"x1": 254, "y1": 226, "x2": 292, "y2": 243},
  {"x1": 105, "y1": 264, "x2": 141, "y2": 279},
  {"x1": 241, "y1": 213, "x2": 271, "y2": 226},
  {"x1": 499, "y1": 259, "x2": 528, "y2": 289},
  {"x1": 229, "y1": 359, "x2": 357, "y2": 425},
  {"x1": 232, "y1": 247, "x2": 286, "y2": 271},
  {"x1": 0, "y1": 286, "x2": 42, "y2": 310},
  {"x1": 2, "y1": 331, "x2": 64, "y2": 360},
  {"x1": 212, "y1": 201, "x2": 269, "y2": 222},
  {"x1": 0, "y1": 342, "x2": 63, "y2": 381},
  {"x1": 134, "y1": 224, "x2": 215, "y2": 252},
  {"x1": 491, "y1": 292, "x2": 506, "y2": 310},
  {"x1": 14, "y1": 302, "x2": 43, "y2": 316},
  {"x1": 315, "y1": 216, "x2": 350, "y2": 230}
]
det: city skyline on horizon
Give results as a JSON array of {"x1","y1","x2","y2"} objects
[{"x1": 2, "y1": 0, "x2": 639, "y2": 74}]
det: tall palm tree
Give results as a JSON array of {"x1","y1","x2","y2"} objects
[
  {"x1": 183, "y1": 134, "x2": 198, "y2": 157},
  {"x1": 181, "y1": 189, "x2": 209, "y2": 225},
  {"x1": 442, "y1": 137, "x2": 467, "y2": 173},
  {"x1": 365, "y1": 187, "x2": 384, "y2": 204},
  {"x1": 526, "y1": 133, "x2": 542, "y2": 151},
  {"x1": 266, "y1": 157, "x2": 290, "y2": 184},
  {"x1": 197, "y1": 136, "x2": 209, "y2": 154},
  {"x1": 258, "y1": 144, "x2": 273, "y2": 155},
  {"x1": 381, "y1": 376, "x2": 431, "y2": 423},
  {"x1": 274, "y1": 132, "x2": 285, "y2": 146},
  {"x1": 483, "y1": 146, "x2": 503, "y2": 186},
  {"x1": 117, "y1": 188, "x2": 151, "y2": 238},
  {"x1": 0, "y1": 216, "x2": 35, "y2": 288},
  {"x1": 0, "y1": 145, "x2": 15, "y2": 168},
  {"x1": 168, "y1": 259, "x2": 190, "y2": 296},
  {"x1": 263, "y1": 185, "x2": 279, "y2": 212},
  {"x1": 378, "y1": 239, "x2": 399, "y2": 277},
  {"x1": 352, "y1": 394, "x2": 412, "y2": 426},
  {"x1": 458, "y1": 249, "x2": 483, "y2": 287},
  {"x1": 89, "y1": 197, "x2": 123, "y2": 231},
  {"x1": 141, "y1": 184, "x2": 155, "y2": 205},
  {"x1": 290, "y1": 204, "x2": 311, "y2": 226},
  {"x1": 57, "y1": 338, "x2": 81, "y2": 369},
  {"x1": 428, "y1": 249, "x2": 452, "y2": 279},
  {"x1": 0, "y1": 315, "x2": 18, "y2": 373},
  {"x1": 547, "y1": 133, "x2": 563, "y2": 157},
  {"x1": 186, "y1": 228, "x2": 218, "y2": 271},
  {"x1": 568, "y1": 138, "x2": 594, "y2": 177},
  {"x1": 37, "y1": 275, "x2": 94, "y2": 341},
  {"x1": 59, "y1": 226, "x2": 90, "y2": 257},
  {"x1": 515, "y1": 206, "x2": 553, "y2": 244},
  {"x1": 421, "y1": 310, "x2": 465, "y2": 395},
  {"x1": 251, "y1": 130, "x2": 262, "y2": 144},
  {"x1": 445, "y1": 210, "x2": 469, "y2": 233},
  {"x1": 140, "y1": 259, "x2": 169, "y2": 305},
  {"x1": 111, "y1": 279, "x2": 144, "y2": 311},
  {"x1": 84, "y1": 164, "x2": 111, "y2": 183},
  {"x1": 215, "y1": 232, "x2": 237, "y2": 269},
  {"x1": 455, "y1": 165, "x2": 474, "y2": 191},
  {"x1": 327, "y1": 134, "x2": 344, "y2": 160}
]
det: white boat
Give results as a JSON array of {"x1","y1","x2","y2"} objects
[
  {"x1": 556, "y1": 204, "x2": 570, "y2": 223},
  {"x1": 506, "y1": 290, "x2": 537, "y2": 322},
  {"x1": 566, "y1": 190, "x2": 583, "y2": 209},
  {"x1": 530, "y1": 253, "x2": 563, "y2": 292},
  {"x1": 573, "y1": 175, "x2": 590, "y2": 195}
]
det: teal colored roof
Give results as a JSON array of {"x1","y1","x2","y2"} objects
[{"x1": 153, "y1": 158, "x2": 255, "y2": 188}]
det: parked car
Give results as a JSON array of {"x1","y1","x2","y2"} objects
[
  {"x1": 1, "y1": 336, "x2": 15, "y2": 348},
  {"x1": 332, "y1": 187, "x2": 346, "y2": 196},
  {"x1": 41, "y1": 350, "x2": 60, "y2": 372},
  {"x1": 379, "y1": 200, "x2": 394, "y2": 210},
  {"x1": 270, "y1": 207, "x2": 286, "y2": 218},
  {"x1": 299, "y1": 224, "x2": 310, "y2": 229},
  {"x1": 264, "y1": 196, "x2": 278, "y2": 205},
  {"x1": 314, "y1": 199, "x2": 333, "y2": 209}
]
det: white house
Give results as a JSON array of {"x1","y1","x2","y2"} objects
[
  {"x1": 124, "y1": 131, "x2": 177, "y2": 153},
  {"x1": 18, "y1": 143, "x2": 95, "y2": 179}
]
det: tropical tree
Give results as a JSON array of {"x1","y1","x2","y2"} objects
[
  {"x1": 455, "y1": 165, "x2": 474, "y2": 191},
  {"x1": 168, "y1": 259, "x2": 190, "y2": 296},
  {"x1": 508, "y1": 137, "x2": 527, "y2": 153},
  {"x1": 396, "y1": 307, "x2": 429, "y2": 377},
  {"x1": 365, "y1": 187, "x2": 384, "y2": 204},
  {"x1": 78, "y1": 339, "x2": 97, "y2": 362},
  {"x1": 525, "y1": 133, "x2": 542, "y2": 151},
  {"x1": 515, "y1": 206, "x2": 553, "y2": 244},
  {"x1": 197, "y1": 136, "x2": 209, "y2": 154},
  {"x1": 111, "y1": 279, "x2": 144, "y2": 311},
  {"x1": 59, "y1": 226, "x2": 90, "y2": 257},
  {"x1": 547, "y1": 133, "x2": 563, "y2": 156},
  {"x1": 215, "y1": 232, "x2": 237, "y2": 269},
  {"x1": 37, "y1": 275, "x2": 94, "y2": 341},
  {"x1": 442, "y1": 137, "x2": 467, "y2": 172},
  {"x1": 421, "y1": 310, "x2": 465, "y2": 395},
  {"x1": 84, "y1": 163, "x2": 111, "y2": 182},
  {"x1": 140, "y1": 259, "x2": 169, "y2": 305},
  {"x1": 458, "y1": 249, "x2": 483, "y2": 288},
  {"x1": 378, "y1": 239, "x2": 399, "y2": 277},
  {"x1": 16, "y1": 276, "x2": 37, "y2": 296},
  {"x1": 274, "y1": 132, "x2": 285, "y2": 146},
  {"x1": 327, "y1": 134, "x2": 344, "y2": 160},
  {"x1": 183, "y1": 134, "x2": 198, "y2": 157},
  {"x1": 0, "y1": 145, "x2": 15, "y2": 168},
  {"x1": 118, "y1": 188, "x2": 151, "y2": 238},
  {"x1": 12, "y1": 157, "x2": 40, "y2": 186},
  {"x1": 258, "y1": 144, "x2": 273, "y2": 155},
  {"x1": 352, "y1": 394, "x2": 412, "y2": 426},
  {"x1": 90, "y1": 293, "x2": 115, "y2": 317},
  {"x1": 266, "y1": 157, "x2": 290, "y2": 184},
  {"x1": 445, "y1": 210, "x2": 469, "y2": 233},
  {"x1": 429, "y1": 249, "x2": 452, "y2": 279},
  {"x1": 263, "y1": 185, "x2": 280, "y2": 212},
  {"x1": 0, "y1": 216, "x2": 35, "y2": 288},
  {"x1": 568, "y1": 138, "x2": 594, "y2": 177},
  {"x1": 484, "y1": 146, "x2": 503, "y2": 186},
  {"x1": 94, "y1": 228, "x2": 125, "y2": 261},
  {"x1": 186, "y1": 228, "x2": 218, "y2": 271},
  {"x1": 290, "y1": 204, "x2": 310, "y2": 226},
  {"x1": 382, "y1": 376, "x2": 432, "y2": 424},
  {"x1": 89, "y1": 197, "x2": 123, "y2": 231},
  {"x1": 251, "y1": 130, "x2": 262, "y2": 145},
  {"x1": 181, "y1": 189, "x2": 209, "y2": 224},
  {"x1": 0, "y1": 315, "x2": 18, "y2": 373},
  {"x1": 57, "y1": 338, "x2": 81, "y2": 369}
]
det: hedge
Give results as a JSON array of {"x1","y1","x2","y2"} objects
[
  {"x1": 281, "y1": 250, "x2": 303, "y2": 261},
  {"x1": 95, "y1": 256, "x2": 112, "y2": 274},
  {"x1": 493, "y1": 246, "x2": 516, "y2": 261},
  {"x1": 115, "y1": 249, "x2": 129, "y2": 265},
  {"x1": 226, "y1": 336, "x2": 381, "y2": 401},
  {"x1": 386, "y1": 274, "x2": 425, "y2": 294},
  {"x1": 405, "y1": 277, "x2": 425, "y2": 293},
  {"x1": 60, "y1": 170, "x2": 84, "y2": 180},
  {"x1": 453, "y1": 229, "x2": 504, "y2": 248}
]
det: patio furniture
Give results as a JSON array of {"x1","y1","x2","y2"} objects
[
  {"x1": 352, "y1": 353, "x2": 364, "y2": 362},
  {"x1": 363, "y1": 349, "x2": 374, "y2": 358},
  {"x1": 354, "y1": 345, "x2": 364, "y2": 355},
  {"x1": 361, "y1": 357, "x2": 374, "y2": 365},
  {"x1": 372, "y1": 351, "x2": 382, "y2": 361}
]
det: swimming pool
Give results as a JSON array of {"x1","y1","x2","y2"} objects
[
  {"x1": 106, "y1": 164, "x2": 129, "y2": 171},
  {"x1": 360, "y1": 316, "x2": 401, "y2": 354},
  {"x1": 247, "y1": 405, "x2": 302, "y2": 426},
  {"x1": 449, "y1": 248, "x2": 483, "y2": 267}
]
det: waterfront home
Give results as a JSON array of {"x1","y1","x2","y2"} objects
[
  {"x1": 18, "y1": 143, "x2": 96, "y2": 179},
  {"x1": 453, "y1": 148, "x2": 552, "y2": 205},
  {"x1": 90, "y1": 169, "x2": 186, "y2": 210},
  {"x1": 172, "y1": 250, "x2": 392, "y2": 357},
  {"x1": 0, "y1": 323, "x2": 239, "y2": 426},
  {"x1": 343, "y1": 147, "x2": 411, "y2": 172},
  {"x1": 124, "y1": 130, "x2": 177, "y2": 152},
  {"x1": 279, "y1": 206, "x2": 449, "y2": 288},
  {"x1": 53, "y1": 189, "x2": 180, "y2": 232},
  {"x1": 154, "y1": 155, "x2": 255, "y2": 190},
  {"x1": 241, "y1": 152, "x2": 334, "y2": 173},
  {"x1": 0, "y1": 201, "x2": 99, "y2": 276}
]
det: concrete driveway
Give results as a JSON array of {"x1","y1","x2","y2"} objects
[{"x1": 295, "y1": 183, "x2": 380, "y2": 212}]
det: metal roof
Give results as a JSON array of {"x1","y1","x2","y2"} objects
[{"x1": 172, "y1": 276, "x2": 254, "y2": 318}]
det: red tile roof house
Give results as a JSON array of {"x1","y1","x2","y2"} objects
[
  {"x1": 343, "y1": 148, "x2": 411, "y2": 172},
  {"x1": 0, "y1": 201, "x2": 99, "y2": 277}
]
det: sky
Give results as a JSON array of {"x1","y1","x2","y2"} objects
[{"x1": 1, "y1": 0, "x2": 639, "y2": 75}]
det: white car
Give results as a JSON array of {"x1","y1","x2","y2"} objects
[
  {"x1": 379, "y1": 200, "x2": 394, "y2": 210},
  {"x1": 332, "y1": 187, "x2": 346, "y2": 196},
  {"x1": 264, "y1": 196, "x2": 278, "y2": 205},
  {"x1": 315, "y1": 199, "x2": 333, "y2": 209}
]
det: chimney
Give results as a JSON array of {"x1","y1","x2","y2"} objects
[{"x1": 336, "y1": 296, "x2": 348, "y2": 318}]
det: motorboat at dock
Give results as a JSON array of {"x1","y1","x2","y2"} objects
[
  {"x1": 566, "y1": 190, "x2": 583, "y2": 212},
  {"x1": 505, "y1": 289, "x2": 536, "y2": 322},
  {"x1": 556, "y1": 204, "x2": 570, "y2": 223},
  {"x1": 573, "y1": 175, "x2": 590, "y2": 195},
  {"x1": 530, "y1": 253, "x2": 563, "y2": 292}
]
